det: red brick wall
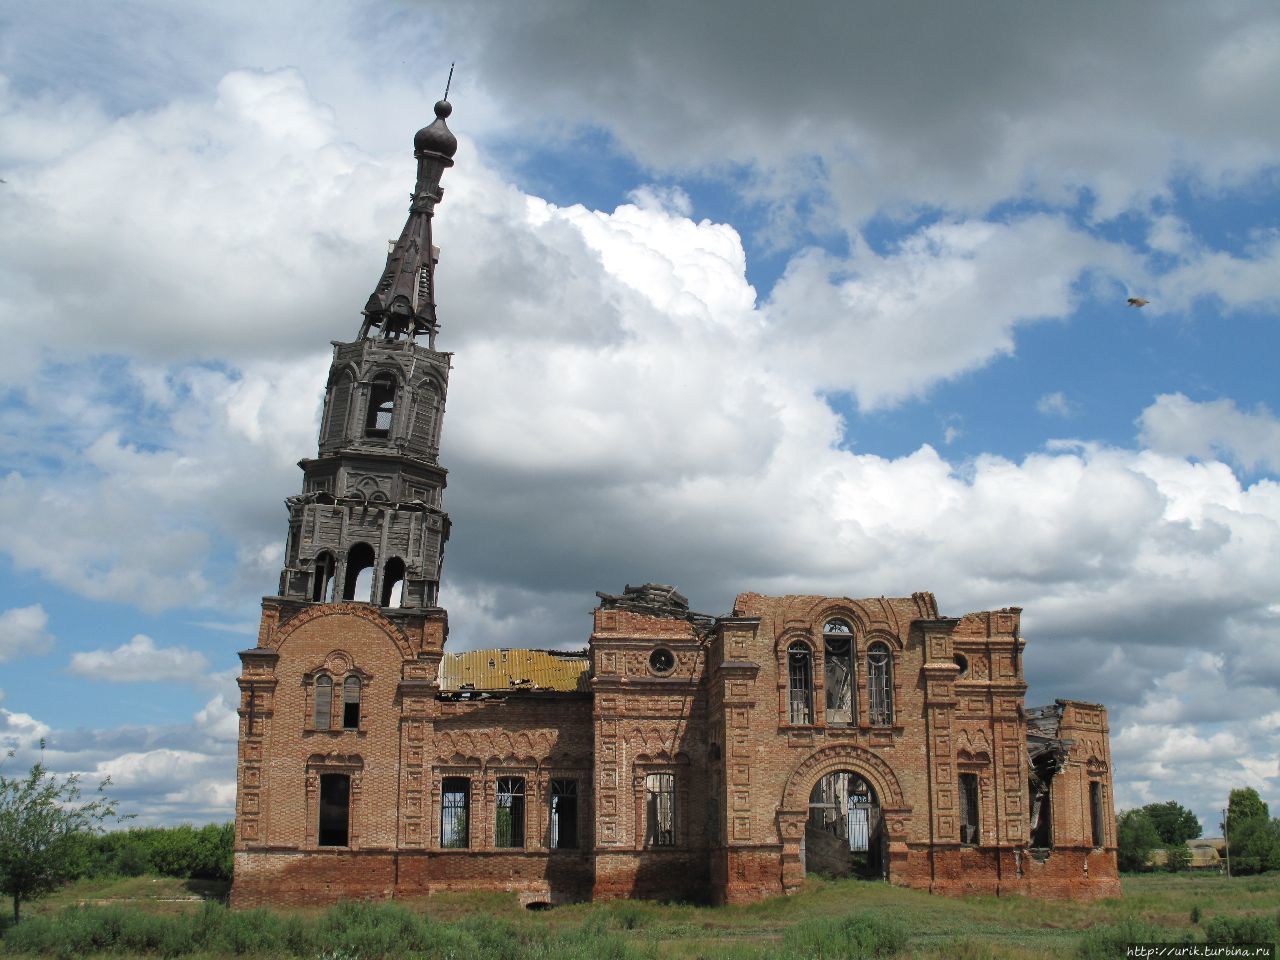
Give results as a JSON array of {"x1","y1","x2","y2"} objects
[{"x1": 232, "y1": 592, "x2": 1119, "y2": 907}]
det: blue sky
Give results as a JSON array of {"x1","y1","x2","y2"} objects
[{"x1": 1, "y1": 0, "x2": 1279, "y2": 835}]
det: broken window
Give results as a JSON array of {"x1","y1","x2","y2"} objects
[
  {"x1": 550, "y1": 779, "x2": 578, "y2": 849},
  {"x1": 312, "y1": 552, "x2": 336, "y2": 603},
  {"x1": 318, "y1": 773, "x2": 349, "y2": 846},
  {"x1": 343, "y1": 542, "x2": 376, "y2": 602},
  {"x1": 1029, "y1": 776, "x2": 1053, "y2": 848},
  {"x1": 867, "y1": 642, "x2": 893, "y2": 726},
  {"x1": 380, "y1": 557, "x2": 405, "y2": 607},
  {"x1": 364, "y1": 374, "x2": 396, "y2": 437},
  {"x1": 644, "y1": 772, "x2": 675, "y2": 847},
  {"x1": 959, "y1": 772, "x2": 980, "y2": 845},
  {"x1": 441, "y1": 777, "x2": 469, "y2": 848},
  {"x1": 495, "y1": 777, "x2": 525, "y2": 848},
  {"x1": 1090, "y1": 781, "x2": 1104, "y2": 848},
  {"x1": 313, "y1": 675, "x2": 332, "y2": 730},
  {"x1": 823, "y1": 620, "x2": 855, "y2": 725},
  {"x1": 788, "y1": 642, "x2": 814, "y2": 725},
  {"x1": 342, "y1": 676, "x2": 361, "y2": 730}
]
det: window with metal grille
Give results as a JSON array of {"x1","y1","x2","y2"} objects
[
  {"x1": 318, "y1": 774, "x2": 349, "y2": 847},
  {"x1": 644, "y1": 773, "x2": 675, "y2": 847},
  {"x1": 867, "y1": 642, "x2": 893, "y2": 725},
  {"x1": 823, "y1": 622, "x2": 854, "y2": 725},
  {"x1": 1090, "y1": 781, "x2": 1104, "y2": 848},
  {"x1": 441, "y1": 777, "x2": 469, "y2": 849},
  {"x1": 313, "y1": 675, "x2": 332, "y2": 730},
  {"x1": 788, "y1": 642, "x2": 813, "y2": 725},
  {"x1": 550, "y1": 779, "x2": 578, "y2": 849},
  {"x1": 495, "y1": 777, "x2": 525, "y2": 848},
  {"x1": 343, "y1": 676, "x2": 361, "y2": 730},
  {"x1": 959, "y1": 772, "x2": 980, "y2": 845}
]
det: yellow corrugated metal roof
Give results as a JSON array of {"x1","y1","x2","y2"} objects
[{"x1": 439, "y1": 648, "x2": 590, "y2": 692}]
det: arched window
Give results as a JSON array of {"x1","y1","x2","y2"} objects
[
  {"x1": 823, "y1": 619, "x2": 855, "y2": 725},
  {"x1": 867, "y1": 642, "x2": 893, "y2": 726},
  {"x1": 312, "y1": 552, "x2": 336, "y2": 603},
  {"x1": 550, "y1": 779, "x2": 578, "y2": 849},
  {"x1": 644, "y1": 773, "x2": 675, "y2": 847},
  {"x1": 342, "y1": 676, "x2": 361, "y2": 730},
  {"x1": 788, "y1": 642, "x2": 814, "y2": 725},
  {"x1": 495, "y1": 777, "x2": 525, "y2": 848},
  {"x1": 380, "y1": 557, "x2": 405, "y2": 608},
  {"x1": 313, "y1": 675, "x2": 332, "y2": 730},
  {"x1": 364, "y1": 374, "x2": 396, "y2": 437},
  {"x1": 323, "y1": 371, "x2": 354, "y2": 444},
  {"x1": 441, "y1": 777, "x2": 469, "y2": 848},
  {"x1": 343, "y1": 543, "x2": 376, "y2": 602}
]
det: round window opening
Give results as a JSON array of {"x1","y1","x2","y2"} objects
[
  {"x1": 954, "y1": 653, "x2": 969, "y2": 677},
  {"x1": 649, "y1": 648, "x2": 675, "y2": 674}
]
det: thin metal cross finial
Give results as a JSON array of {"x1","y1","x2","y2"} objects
[{"x1": 444, "y1": 63, "x2": 455, "y2": 101}]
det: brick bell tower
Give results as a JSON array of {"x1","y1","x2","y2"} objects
[
  {"x1": 275, "y1": 99, "x2": 458, "y2": 610},
  {"x1": 232, "y1": 100, "x2": 461, "y2": 889}
]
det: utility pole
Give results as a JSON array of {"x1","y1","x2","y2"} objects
[{"x1": 1222, "y1": 807, "x2": 1231, "y2": 878}]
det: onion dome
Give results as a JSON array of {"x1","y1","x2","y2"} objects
[{"x1": 414, "y1": 100, "x2": 457, "y2": 158}]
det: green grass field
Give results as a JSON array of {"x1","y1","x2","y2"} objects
[{"x1": 1, "y1": 871, "x2": 1277, "y2": 959}]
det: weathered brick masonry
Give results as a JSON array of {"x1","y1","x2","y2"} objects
[{"x1": 231, "y1": 100, "x2": 1120, "y2": 907}]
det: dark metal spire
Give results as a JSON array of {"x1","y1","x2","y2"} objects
[{"x1": 360, "y1": 97, "x2": 457, "y2": 348}]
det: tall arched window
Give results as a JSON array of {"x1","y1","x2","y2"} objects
[
  {"x1": 867, "y1": 642, "x2": 893, "y2": 726},
  {"x1": 823, "y1": 619, "x2": 855, "y2": 725},
  {"x1": 364, "y1": 373, "x2": 396, "y2": 437},
  {"x1": 380, "y1": 557, "x2": 405, "y2": 607},
  {"x1": 343, "y1": 543, "x2": 376, "y2": 602},
  {"x1": 788, "y1": 642, "x2": 814, "y2": 725},
  {"x1": 342, "y1": 676, "x2": 361, "y2": 730},
  {"x1": 313, "y1": 675, "x2": 332, "y2": 730}
]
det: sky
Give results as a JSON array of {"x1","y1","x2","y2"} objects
[{"x1": 0, "y1": 0, "x2": 1278, "y2": 837}]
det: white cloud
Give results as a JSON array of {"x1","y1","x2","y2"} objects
[
  {"x1": 1139, "y1": 393, "x2": 1280, "y2": 474},
  {"x1": 1037, "y1": 391, "x2": 1076, "y2": 418},
  {"x1": 765, "y1": 216, "x2": 1131, "y2": 410},
  {"x1": 69, "y1": 635, "x2": 210, "y2": 683},
  {"x1": 0, "y1": 604, "x2": 54, "y2": 662}
]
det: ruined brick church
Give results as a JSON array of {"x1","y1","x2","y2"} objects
[{"x1": 231, "y1": 100, "x2": 1120, "y2": 907}]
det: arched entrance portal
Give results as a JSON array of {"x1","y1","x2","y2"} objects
[{"x1": 805, "y1": 772, "x2": 885, "y2": 879}]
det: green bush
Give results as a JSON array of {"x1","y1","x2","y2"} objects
[
  {"x1": 782, "y1": 912, "x2": 908, "y2": 959},
  {"x1": 1076, "y1": 917, "x2": 1194, "y2": 960},
  {"x1": 1203, "y1": 913, "x2": 1279, "y2": 945}
]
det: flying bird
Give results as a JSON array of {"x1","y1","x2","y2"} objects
[{"x1": 1127, "y1": 297, "x2": 1149, "y2": 308}]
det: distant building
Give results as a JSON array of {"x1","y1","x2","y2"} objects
[{"x1": 230, "y1": 100, "x2": 1121, "y2": 907}]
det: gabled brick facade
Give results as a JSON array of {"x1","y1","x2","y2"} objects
[{"x1": 230, "y1": 101, "x2": 1119, "y2": 908}]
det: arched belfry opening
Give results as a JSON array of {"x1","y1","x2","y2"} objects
[
  {"x1": 805, "y1": 772, "x2": 886, "y2": 880},
  {"x1": 343, "y1": 543, "x2": 376, "y2": 602}
]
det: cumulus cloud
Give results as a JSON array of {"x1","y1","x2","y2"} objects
[
  {"x1": 765, "y1": 216, "x2": 1131, "y2": 409},
  {"x1": 1139, "y1": 393, "x2": 1280, "y2": 474},
  {"x1": 69, "y1": 635, "x2": 210, "y2": 683},
  {"x1": 0, "y1": 604, "x2": 54, "y2": 662}
]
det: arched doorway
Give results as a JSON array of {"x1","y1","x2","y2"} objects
[{"x1": 805, "y1": 772, "x2": 885, "y2": 879}]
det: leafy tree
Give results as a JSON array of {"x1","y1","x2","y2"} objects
[
  {"x1": 1224, "y1": 787, "x2": 1269, "y2": 836},
  {"x1": 1165, "y1": 842, "x2": 1191, "y2": 872},
  {"x1": 1140, "y1": 801, "x2": 1202, "y2": 846},
  {"x1": 1228, "y1": 816, "x2": 1280, "y2": 875},
  {"x1": 0, "y1": 749, "x2": 126, "y2": 923},
  {"x1": 1116, "y1": 809, "x2": 1161, "y2": 872}
]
